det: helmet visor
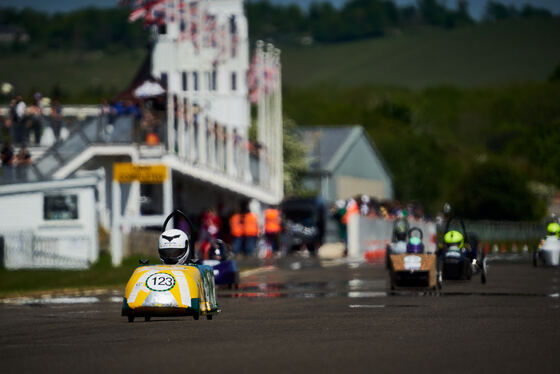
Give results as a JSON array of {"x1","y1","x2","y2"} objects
[
  {"x1": 159, "y1": 247, "x2": 187, "y2": 264},
  {"x1": 446, "y1": 244, "x2": 460, "y2": 251}
]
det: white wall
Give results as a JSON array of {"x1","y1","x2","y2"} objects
[{"x1": 0, "y1": 180, "x2": 99, "y2": 269}]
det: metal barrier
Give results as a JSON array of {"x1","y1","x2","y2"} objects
[
  {"x1": 1, "y1": 231, "x2": 92, "y2": 269},
  {"x1": 348, "y1": 216, "x2": 546, "y2": 259},
  {"x1": 348, "y1": 215, "x2": 437, "y2": 259},
  {"x1": 459, "y1": 220, "x2": 544, "y2": 242}
]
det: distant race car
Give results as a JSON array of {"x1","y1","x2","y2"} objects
[
  {"x1": 121, "y1": 210, "x2": 220, "y2": 322},
  {"x1": 280, "y1": 196, "x2": 327, "y2": 256},
  {"x1": 385, "y1": 217, "x2": 409, "y2": 269},
  {"x1": 440, "y1": 218, "x2": 487, "y2": 284},
  {"x1": 533, "y1": 236, "x2": 560, "y2": 267},
  {"x1": 388, "y1": 227, "x2": 442, "y2": 290},
  {"x1": 202, "y1": 239, "x2": 240, "y2": 289}
]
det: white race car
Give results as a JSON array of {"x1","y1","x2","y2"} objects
[{"x1": 534, "y1": 236, "x2": 560, "y2": 267}]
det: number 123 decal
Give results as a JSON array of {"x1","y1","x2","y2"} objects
[{"x1": 146, "y1": 272, "x2": 176, "y2": 291}]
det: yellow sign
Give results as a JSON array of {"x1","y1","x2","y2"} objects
[{"x1": 113, "y1": 163, "x2": 167, "y2": 183}]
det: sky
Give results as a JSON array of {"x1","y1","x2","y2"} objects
[{"x1": 0, "y1": 0, "x2": 559, "y2": 20}]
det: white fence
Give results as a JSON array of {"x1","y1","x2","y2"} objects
[
  {"x1": 348, "y1": 215, "x2": 437, "y2": 260},
  {"x1": 1, "y1": 231, "x2": 92, "y2": 269}
]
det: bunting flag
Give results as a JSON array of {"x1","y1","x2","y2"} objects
[
  {"x1": 129, "y1": 7, "x2": 147, "y2": 22},
  {"x1": 178, "y1": 0, "x2": 187, "y2": 39},
  {"x1": 189, "y1": 1, "x2": 199, "y2": 51},
  {"x1": 127, "y1": 0, "x2": 236, "y2": 64},
  {"x1": 146, "y1": 1, "x2": 167, "y2": 26},
  {"x1": 247, "y1": 45, "x2": 280, "y2": 104},
  {"x1": 166, "y1": 0, "x2": 175, "y2": 23},
  {"x1": 212, "y1": 23, "x2": 227, "y2": 65},
  {"x1": 247, "y1": 53, "x2": 260, "y2": 104},
  {"x1": 231, "y1": 33, "x2": 238, "y2": 58},
  {"x1": 127, "y1": 0, "x2": 165, "y2": 25},
  {"x1": 203, "y1": 11, "x2": 217, "y2": 48},
  {"x1": 263, "y1": 61, "x2": 279, "y2": 95}
]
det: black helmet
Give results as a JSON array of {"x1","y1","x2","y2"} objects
[
  {"x1": 393, "y1": 218, "x2": 409, "y2": 242},
  {"x1": 209, "y1": 239, "x2": 227, "y2": 261}
]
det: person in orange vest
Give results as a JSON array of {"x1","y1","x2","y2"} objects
[
  {"x1": 341, "y1": 198, "x2": 359, "y2": 256},
  {"x1": 264, "y1": 206, "x2": 282, "y2": 253},
  {"x1": 341, "y1": 198, "x2": 359, "y2": 225},
  {"x1": 229, "y1": 208, "x2": 244, "y2": 255},
  {"x1": 243, "y1": 209, "x2": 260, "y2": 256}
]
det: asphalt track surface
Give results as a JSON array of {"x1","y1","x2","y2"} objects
[{"x1": 1, "y1": 257, "x2": 560, "y2": 373}]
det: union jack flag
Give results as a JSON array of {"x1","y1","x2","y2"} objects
[{"x1": 126, "y1": 0, "x2": 166, "y2": 26}]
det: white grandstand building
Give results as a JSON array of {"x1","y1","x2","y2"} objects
[{"x1": 0, "y1": 0, "x2": 283, "y2": 268}]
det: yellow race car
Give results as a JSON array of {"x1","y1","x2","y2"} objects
[{"x1": 121, "y1": 210, "x2": 219, "y2": 322}]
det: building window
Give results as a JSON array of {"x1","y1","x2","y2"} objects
[
  {"x1": 193, "y1": 72, "x2": 198, "y2": 91},
  {"x1": 182, "y1": 71, "x2": 188, "y2": 91},
  {"x1": 161, "y1": 72, "x2": 168, "y2": 88},
  {"x1": 204, "y1": 71, "x2": 211, "y2": 91},
  {"x1": 211, "y1": 70, "x2": 217, "y2": 91},
  {"x1": 183, "y1": 97, "x2": 188, "y2": 123},
  {"x1": 140, "y1": 185, "x2": 163, "y2": 215},
  {"x1": 44, "y1": 194, "x2": 78, "y2": 220},
  {"x1": 229, "y1": 15, "x2": 237, "y2": 35},
  {"x1": 231, "y1": 72, "x2": 237, "y2": 91}
]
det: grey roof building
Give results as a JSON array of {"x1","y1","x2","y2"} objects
[{"x1": 301, "y1": 125, "x2": 393, "y2": 202}]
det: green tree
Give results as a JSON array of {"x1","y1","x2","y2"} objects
[
  {"x1": 520, "y1": 5, "x2": 552, "y2": 19},
  {"x1": 309, "y1": 2, "x2": 344, "y2": 42},
  {"x1": 338, "y1": 0, "x2": 392, "y2": 40},
  {"x1": 283, "y1": 118, "x2": 308, "y2": 196},
  {"x1": 484, "y1": 1, "x2": 518, "y2": 22},
  {"x1": 549, "y1": 63, "x2": 560, "y2": 82},
  {"x1": 448, "y1": 161, "x2": 545, "y2": 221},
  {"x1": 419, "y1": 0, "x2": 450, "y2": 27}
]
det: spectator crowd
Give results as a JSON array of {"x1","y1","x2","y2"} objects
[{"x1": 181, "y1": 195, "x2": 432, "y2": 261}]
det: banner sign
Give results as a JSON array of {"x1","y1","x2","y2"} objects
[{"x1": 113, "y1": 163, "x2": 167, "y2": 183}]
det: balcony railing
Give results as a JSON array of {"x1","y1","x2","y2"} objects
[{"x1": 1, "y1": 113, "x2": 265, "y2": 188}]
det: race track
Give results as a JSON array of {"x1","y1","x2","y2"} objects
[{"x1": 1, "y1": 257, "x2": 560, "y2": 373}]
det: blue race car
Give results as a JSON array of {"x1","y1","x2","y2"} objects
[{"x1": 203, "y1": 239, "x2": 240, "y2": 289}]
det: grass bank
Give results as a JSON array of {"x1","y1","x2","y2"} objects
[
  {"x1": 0, "y1": 253, "x2": 159, "y2": 298},
  {"x1": 1, "y1": 19, "x2": 559, "y2": 102},
  {"x1": 282, "y1": 19, "x2": 560, "y2": 89},
  {"x1": 0, "y1": 48, "x2": 147, "y2": 103}
]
